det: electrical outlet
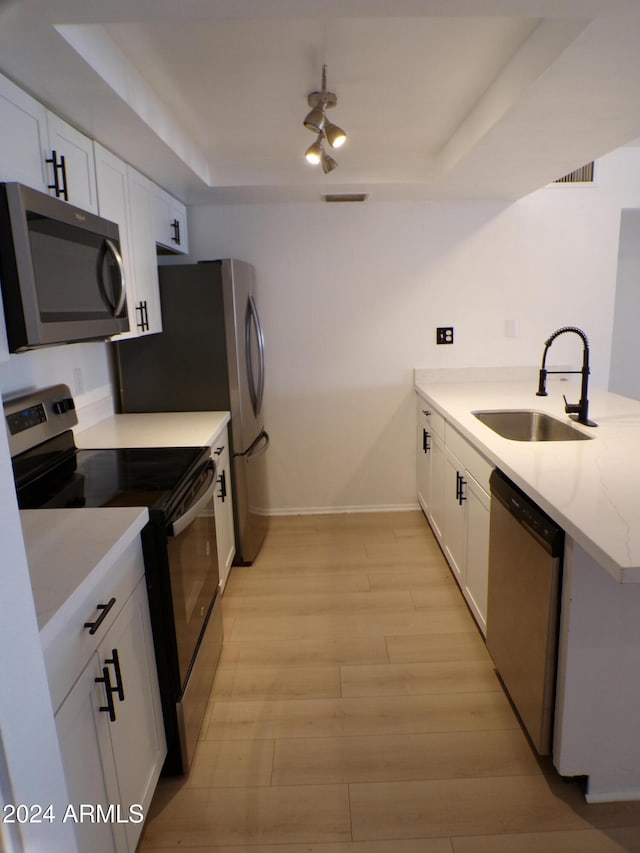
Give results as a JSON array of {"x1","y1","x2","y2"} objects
[{"x1": 436, "y1": 326, "x2": 454, "y2": 345}]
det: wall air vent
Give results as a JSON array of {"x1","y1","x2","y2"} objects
[
  {"x1": 554, "y1": 162, "x2": 595, "y2": 183},
  {"x1": 322, "y1": 193, "x2": 369, "y2": 203}
]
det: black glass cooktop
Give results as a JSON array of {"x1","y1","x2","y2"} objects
[{"x1": 15, "y1": 436, "x2": 208, "y2": 515}]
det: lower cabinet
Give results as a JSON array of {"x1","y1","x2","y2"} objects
[
  {"x1": 417, "y1": 401, "x2": 445, "y2": 541},
  {"x1": 417, "y1": 393, "x2": 492, "y2": 635},
  {"x1": 212, "y1": 426, "x2": 236, "y2": 590},
  {"x1": 54, "y1": 576, "x2": 165, "y2": 853}
]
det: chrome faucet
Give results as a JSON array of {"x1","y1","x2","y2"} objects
[{"x1": 536, "y1": 326, "x2": 597, "y2": 426}]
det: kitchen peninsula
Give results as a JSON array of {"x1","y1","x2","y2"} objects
[{"x1": 415, "y1": 368, "x2": 640, "y2": 803}]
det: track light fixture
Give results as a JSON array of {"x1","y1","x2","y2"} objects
[{"x1": 303, "y1": 65, "x2": 347, "y2": 171}]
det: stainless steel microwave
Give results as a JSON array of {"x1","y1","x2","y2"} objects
[{"x1": 0, "y1": 182, "x2": 129, "y2": 351}]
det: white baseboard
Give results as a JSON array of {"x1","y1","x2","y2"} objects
[{"x1": 267, "y1": 503, "x2": 421, "y2": 517}]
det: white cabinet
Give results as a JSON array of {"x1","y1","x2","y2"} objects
[
  {"x1": 0, "y1": 72, "x2": 49, "y2": 190},
  {"x1": 443, "y1": 445, "x2": 466, "y2": 584},
  {"x1": 416, "y1": 394, "x2": 492, "y2": 635},
  {"x1": 416, "y1": 399, "x2": 445, "y2": 542},
  {"x1": 125, "y1": 168, "x2": 163, "y2": 336},
  {"x1": 0, "y1": 74, "x2": 98, "y2": 208},
  {"x1": 465, "y1": 473, "x2": 490, "y2": 632},
  {"x1": 150, "y1": 183, "x2": 189, "y2": 254},
  {"x1": 212, "y1": 426, "x2": 236, "y2": 590},
  {"x1": 46, "y1": 111, "x2": 98, "y2": 212},
  {"x1": 52, "y1": 539, "x2": 165, "y2": 853},
  {"x1": 94, "y1": 146, "x2": 162, "y2": 338}
]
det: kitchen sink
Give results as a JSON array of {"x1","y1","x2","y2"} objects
[{"x1": 472, "y1": 409, "x2": 593, "y2": 442}]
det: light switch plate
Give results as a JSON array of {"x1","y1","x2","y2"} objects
[{"x1": 436, "y1": 327, "x2": 454, "y2": 345}]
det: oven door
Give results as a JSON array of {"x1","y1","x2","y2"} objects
[{"x1": 166, "y1": 462, "x2": 220, "y2": 691}]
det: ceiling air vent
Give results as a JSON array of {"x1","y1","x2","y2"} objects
[
  {"x1": 554, "y1": 162, "x2": 595, "y2": 183},
  {"x1": 322, "y1": 193, "x2": 369, "y2": 203}
]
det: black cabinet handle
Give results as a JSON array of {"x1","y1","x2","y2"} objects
[
  {"x1": 58, "y1": 153, "x2": 68, "y2": 201},
  {"x1": 456, "y1": 472, "x2": 467, "y2": 505},
  {"x1": 136, "y1": 300, "x2": 149, "y2": 332},
  {"x1": 46, "y1": 150, "x2": 61, "y2": 197},
  {"x1": 45, "y1": 150, "x2": 68, "y2": 201},
  {"x1": 213, "y1": 446, "x2": 224, "y2": 456},
  {"x1": 422, "y1": 429, "x2": 430, "y2": 453},
  {"x1": 217, "y1": 469, "x2": 227, "y2": 502},
  {"x1": 95, "y1": 666, "x2": 117, "y2": 722},
  {"x1": 84, "y1": 597, "x2": 116, "y2": 635},
  {"x1": 422, "y1": 409, "x2": 431, "y2": 416},
  {"x1": 104, "y1": 648, "x2": 125, "y2": 703},
  {"x1": 171, "y1": 218, "x2": 181, "y2": 245}
]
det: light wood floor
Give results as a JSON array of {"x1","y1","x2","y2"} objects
[{"x1": 138, "y1": 511, "x2": 640, "y2": 852}]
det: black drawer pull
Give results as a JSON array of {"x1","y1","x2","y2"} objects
[
  {"x1": 95, "y1": 666, "x2": 117, "y2": 722},
  {"x1": 104, "y1": 648, "x2": 125, "y2": 702},
  {"x1": 84, "y1": 597, "x2": 116, "y2": 635}
]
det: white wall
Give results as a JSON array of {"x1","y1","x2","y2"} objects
[
  {"x1": 0, "y1": 340, "x2": 111, "y2": 402},
  {"x1": 609, "y1": 209, "x2": 640, "y2": 399},
  {"x1": 186, "y1": 161, "x2": 627, "y2": 513}
]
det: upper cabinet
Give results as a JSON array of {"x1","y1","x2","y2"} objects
[
  {"x1": 125, "y1": 167, "x2": 163, "y2": 335},
  {"x1": 150, "y1": 183, "x2": 189, "y2": 255},
  {"x1": 0, "y1": 74, "x2": 97, "y2": 211},
  {"x1": 45, "y1": 111, "x2": 98, "y2": 213},
  {"x1": 94, "y1": 144, "x2": 162, "y2": 338},
  {"x1": 0, "y1": 73, "x2": 49, "y2": 190}
]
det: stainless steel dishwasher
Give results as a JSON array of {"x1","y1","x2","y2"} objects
[{"x1": 486, "y1": 469, "x2": 564, "y2": 755}]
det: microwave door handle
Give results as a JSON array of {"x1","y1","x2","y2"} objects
[
  {"x1": 168, "y1": 465, "x2": 216, "y2": 537},
  {"x1": 97, "y1": 239, "x2": 127, "y2": 317}
]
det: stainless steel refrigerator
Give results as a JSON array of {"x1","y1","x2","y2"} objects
[{"x1": 112, "y1": 258, "x2": 269, "y2": 564}]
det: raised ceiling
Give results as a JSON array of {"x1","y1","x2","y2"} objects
[{"x1": 1, "y1": 0, "x2": 640, "y2": 203}]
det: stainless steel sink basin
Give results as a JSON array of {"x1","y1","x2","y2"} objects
[{"x1": 472, "y1": 409, "x2": 593, "y2": 442}]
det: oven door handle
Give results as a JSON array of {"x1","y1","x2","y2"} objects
[{"x1": 168, "y1": 464, "x2": 216, "y2": 538}]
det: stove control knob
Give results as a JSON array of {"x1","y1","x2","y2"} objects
[{"x1": 53, "y1": 397, "x2": 75, "y2": 415}]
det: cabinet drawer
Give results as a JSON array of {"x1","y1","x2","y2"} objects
[
  {"x1": 417, "y1": 396, "x2": 445, "y2": 441},
  {"x1": 445, "y1": 424, "x2": 493, "y2": 493},
  {"x1": 43, "y1": 539, "x2": 145, "y2": 713}
]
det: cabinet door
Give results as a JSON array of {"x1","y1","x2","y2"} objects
[
  {"x1": 213, "y1": 434, "x2": 236, "y2": 590},
  {"x1": 55, "y1": 654, "x2": 126, "y2": 853},
  {"x1": 126, "y1": 168, "x2": 163, "y2": 335},
  {"x1": 429, "y1": 432, "x2": 446, "y2": 543},
  {"x1": 417, "y1": 405, "x2": 430, "y2": 511},
  {"x1": 94, "y1": 144, "x2": 141, "y2": 340},
  {"x1": 443, "y1": 448, "x2": 466, "y2": 583},
  {"x1": 0, "y1": 73, "x2": 48, "y2": 190},
  {"x1": 151, "y1": 183, "x2": 188, "y2": 254},
  {"x1": 464, "y1": 475, "x2": 490, "y2": 636},
  {"x1": 46, "y1": 112, "x2": 98, "y2": 212},
  {"x1": 99, "y1": 580, "x2": 166, "y2": 853}
]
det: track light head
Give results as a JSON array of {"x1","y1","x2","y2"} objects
[
  {"x1": 321, "y1": 149, "x2": 338, "y2": 174},
  {"x1": 304, "y1": 134, "x2": 324, "y2": 165},
  {"x1": 303, "y1": 104, "x2": 326, "y2": 134},
  {"x1": 324, "y1": 120, "x2": 347, "y2": 149}
]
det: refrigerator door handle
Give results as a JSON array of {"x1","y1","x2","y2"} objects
[
  {"x1": 246, "y1": 294, "x2": 265, "y2": 418},
  {"x1": 235, "y1": 429, "x2": 270, "y2": 459}
]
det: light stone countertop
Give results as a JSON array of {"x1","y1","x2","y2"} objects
[
  {"x1": 75, "y1": 411, "x2": 230, "y2": 449},
  {"x1": 414, "y1": 370, "x2": 640, "y2": 582},
  {"x1": 20, "y1": 507, "x2": 148, "y2": 644}
]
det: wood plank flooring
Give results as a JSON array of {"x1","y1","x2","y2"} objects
[{"x1": 138, "y1": 511, "x2": 640, "y2": 852}]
